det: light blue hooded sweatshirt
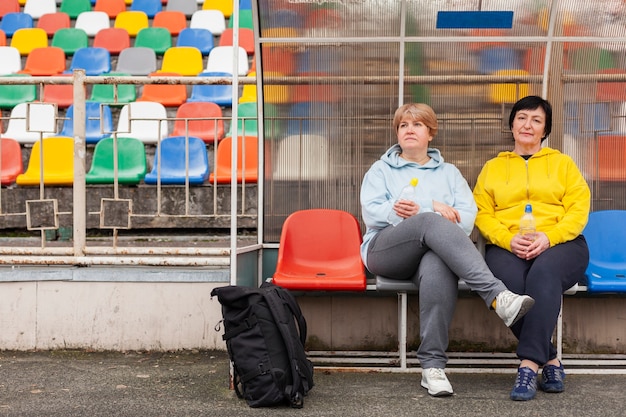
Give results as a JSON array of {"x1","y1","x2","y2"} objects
[{"x1": 360, "y1": 144, "x2": 477, "y2": 268}]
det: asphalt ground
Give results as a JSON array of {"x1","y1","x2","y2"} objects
[{"x1": 1, "y1": 350, "x2": 624, "y2": 417}]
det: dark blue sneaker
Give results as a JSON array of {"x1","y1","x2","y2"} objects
[
  {"x1": 539, "y1": 362, "x2": 565, "y2": 393},
  {"x1": 510, "y1": 367, "x2": 538, "y2": 401}
]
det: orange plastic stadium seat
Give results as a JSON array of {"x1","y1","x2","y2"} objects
[
  {"x1": 172, "y1": 101, "x2": 225, "y2": 143},
  {"x1": 0, "y1": 137, "x2": 24, "y2": 185},
  {"x1": 93, "y1": 27, "x2": 130, "y2": 55},
  {"x1": 136, "y1": 72, "x2": 187, "y2": 107},
  {"x1": 36, "y1": 12, "x2": 71, "y2": 37},
  {"x1": 20, "y1": 46, "x2": 66, "y2": 75},
  {"x1": 152, "y1": 10, "x2": 187, "y2": 36},
  {"x1": 94, "y1": 0, "x2": 127, "y2": 19},
  {"x1": 0, "y1": 30, "x2": 6, "y2": 46},
  {"x1": 209, "y1": 135, "x2": 258, "y2": 184},
  {"x1": 272, "y1": 209, "x2": 367, "y2": 291},
  {"x1": 595, "y1": 134, "x2": 626, "y2": 181},
  {"x1": 16, "y1": 136, "x2": 74, "y2": 186}
]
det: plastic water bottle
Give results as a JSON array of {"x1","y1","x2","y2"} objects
[
  {"x1": 519, "y1": 204, "x2": 536, "y2": 239},
  {"x1": 388, "y1": 178, "x2": 418, "y2": 226}
]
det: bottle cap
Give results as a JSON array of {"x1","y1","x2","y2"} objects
[
  {"x1": 410, "y1": 178, "x2": 418, "y2": 187},
  {"x1": 525, "y1": 204, "x2": 532, "y2": 213}
]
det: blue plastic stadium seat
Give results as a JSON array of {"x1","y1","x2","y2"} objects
[
  {"x1": 59, "y1": 102, "x2": 113, "y2": 144},
  {"x1": 0, "y1": 12, "x2": 34, "y2": 37},
  {"x1": 582, "y1": 210, "x2": 626, "y2": 293},
  {"x1": 477, "y1": 46, "x2": 522, "y2": 74},
  {"x1": 144, "y1": 136, "x2": 209, "y2": 185},
  {"x1": 66, "y1": 46, "x2": 111, "y2": 75},
  {"x1": 188, "y1": 71, "x2": 233, "y2": 106}
]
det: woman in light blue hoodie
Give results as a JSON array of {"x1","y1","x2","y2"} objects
[{"x1": 360, "y1": 103, "x2": 534, "y2": 397}]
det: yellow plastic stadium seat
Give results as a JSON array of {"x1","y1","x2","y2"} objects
[
  {"x1": 10, "y1": 28, "x2": 48, "y2": 55},
  {"x1": 16, "y1": 137, "x2": 75, "y2": 186},
  {"x1": 202, "y1": 0, "x2": 232, "y2": 18},
  {"x1": 114, "y1": 11, "x2": 149, "y2": 37},
  {"x1": 159, "y1": 46, "x2": 204, "y2": 76},
  {"x1": 489, "y1": 69, "x2": 530, "y2": 104}
]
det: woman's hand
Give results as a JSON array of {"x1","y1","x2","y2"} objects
[
  {"x1": 433, "y1": 200, "x2": 461, "y2": 223},
  {"x1": 393, "y1": 199, "x2": 420, "y2": 219},
  {"x1": 510, "y1": 232, "x2": 550, "y2": 260}
]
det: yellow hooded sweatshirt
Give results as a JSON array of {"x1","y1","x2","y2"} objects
[{"x1": 473, "y1": 147, "x2": 590, "y2": 252}]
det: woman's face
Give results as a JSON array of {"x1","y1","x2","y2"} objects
[
  {"x1": 511, "y1": 107, "x2": 546, "y2": 148},
  {"x1": 397, "y1": 116, "x2": 432, "y2": 152}
]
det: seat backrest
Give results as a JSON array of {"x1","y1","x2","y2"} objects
[
  {"x1": 152, "y1": 10, "x2": 187, "y2": 36},
  {"x1": 219, "y1": 28, "x2": 254, "y2": 55},
  {"x1": 114, "y1": 10, "x2": 149, "y2": 37},
  {"x1": 202, "y1": 0, "x2": 232, "y2": 17},
  {"x1": 0, "y1": 46, "x2": 22, "y2": 75},
  {"x1": 488, "y1": 69, "x2": 530, "y2": 104},
  {"x1": 0, "y1": 74, "x2": 38, "y2": 110},
  {"x1": 582, "y1": 210, "x2": 626, "y2": 292},
  {"x1": 137, "y1": 71, "x2": 187, "y2": 107},
  {"x1": 36, "y1": 12, "x2": 71, "y2": 37},
  {"x1": 93, "y1": 27, "x2": 130, "y2": 55},
  {"x1": 0, "y1": 30, "x2": 6, "y2": 47},
  {"x1": 89, "y1": 71, "x2": 137, "y2": 104},
  {"x1": 227, "y1": 8, "x2": 253, "y2": 29},
  {"x1": 59, "y1": 102, "x2": 114, "y2": 144},
  {"x1": 134, "y1": 27, "x2": 172, "y2": 55},
  {"x1": 42, "y1": 78, "x2": 74, "y2": 108},
  {"x1": 144, "y1": 135, "x2": 209, "y2": 185},
  {"x1": 67, "y1": 46, "x2": 111, "y2": 75},
  {"x1": 166, "y1": 0, "x2": 199, "y2": 17},
  {"x1": 188, "y1": 71, "x2": 233, "y2": 106},
  {"x1": 20, "y1": 46, "x2": 66, "y2": 75},
  {"x1": 10, "y1": 27, "x2": 48, "y2": 55},
  {"x1": 1, "y1": 102, "x2": 57, "y2": 143},
  {"x1": 172, "y1": 101, "x2": 224, "y2": 143},
  {"x1": 0, "y1": 12, "x2": 34, "y2": 37},
  {"x1": 273, "y1": 209, "x2": 366, "y2": 291},
  {"x1": 86, "y1": 136, "x2": 147, "y2": 184},
  {"x1": 176, "y1": 28, "x2": 214, "y2": 56},
  {"x1": 74, "y1": 10, "x2": 111, "y2": 37},
  {"x1": 51, "y1": 27, "x2": 88, "y2": 55},
  {"x1": 59, "y1": 0, "x2": 92, "y2": 19},
  {"x1": 16, "y1": 136, "x2": 74, "y2": 186},
  {"x1": 478, "y1": 46, "x2": 521, "y2": 74},
  {"x1": 274, "y1": 134, "x2": 337, "y2": 180},
  {"x1": 209, "y1": 135, "x2": 258, "y2": 183},
  {"x1": 94, "y1": 0, "x2": 126, "y2": 18},
  {"x1": 23, "y1": 0, "x2": 58, "y2": 20},
  {"x1": 116, "y1": 101, "x2": 169, "y2": 143},
  {"x1": 115, "y1": 46, "x2": 157, "y2": 75},
  {"x1": 227, "y1": 101, "x2": 258, "y2": 136},
  {"x1": 130, "y1": 0, "x2": 162, "y2": 18},
  {"x1": 0, "y1": 1, "x2": 21, "y2": 19},
  {"x1": 206, "y1": 45, "x2": 249, "y2": 75},
  {"x1": 160, "y1": 46, "x2": 203, "y2": 75},
  {"x1": 0, "y1": 137, "x2": 24, "y2": 185},
  {"x1": 189, "y1": 9, "x2": 225, "y2": 35}
]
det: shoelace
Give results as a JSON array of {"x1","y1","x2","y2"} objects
[
  {"x1": 428, "y1": 368, "x2": 447, "y2": 380},
  {"x1": 514, "y1": 368, "x2": 536, "y2": 388},
  {"x1": 543, "y1": 365, "x2": 564, "y2": 383}
]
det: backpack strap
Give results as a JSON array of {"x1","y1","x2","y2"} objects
[{"x1": 222, "y1": 315, "x2": 258, "y2": 341}]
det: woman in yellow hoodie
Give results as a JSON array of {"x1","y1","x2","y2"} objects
[{"x1": 473, "y1": 96, "x2": 590, "y2": 401}]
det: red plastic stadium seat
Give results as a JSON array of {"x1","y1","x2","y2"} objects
[{"x1": 272, "y1": 209, "x2": 367, "y2": 292}]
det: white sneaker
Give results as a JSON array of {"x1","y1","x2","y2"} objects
[
  {"x1": 421, "y1": 368, "x2": 453, "y2": 397},
  {"x1": 495, "y1": 290, "x2": 535, "y2": 327}
]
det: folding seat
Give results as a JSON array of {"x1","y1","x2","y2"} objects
[
  {"x1": 10, "y1": 28, "x2": 49, "y2": 55},
  {"x1": 137, "y1": 72, "x2": 187, "y2": 107},
  {"x1": 226, "y1": 101, "x2": 258, "y2": 137},
  {"x1": 59, "y1": 0, "x2": 92, "y2": 19},
  {"x1": 227, "y1": 9, "x2": 253, "y2": 30},
  {"x1": 130, "y1": 0, "x2": 162, "y2": 18},
  {"x1": 42, "y1": 75, "x2": 74, "y2": 108},
  {"x1": 0, "y1": 46, "x2": 22, "y2": 75},
  {"x1": 1, "y1": 102, "x2": 57, "y2": 144},
  {"x1": 188, "y1": 71, "x2": 233, "y2": 107},
  {"x1": 0, "y1": 13, "x2": 34, "y2": 37},
  {"x1": 114, "y1": 10, "x2": 149, "y2": 37},
  {"x1": 166, "y1": 0, "x2": 199, "y2": 17},
  {"x1": 134, "y1": 27, "x2": 172, "y2": 55},
  {"x1": 86, "y1": 136, "x2": 147, "y2": 185},
  {"x1": 190, "y1": 9, "x2": 225, "y2": 36},
  {"x1": 0, "y1": 30, "x2": 6, "y2": 47},
  {"x1": 202, "y1": 0, "x2": 232, "y2": 18},
  {"x1": 89, "y1": 72, "x2": 137, "y2": 105},
  {"x1": 93, "y1": 0, "x2": 126, "y2": 18},
  {"x1": 23, "y1": 0, "x2": 58, "y2": 19},
  {"x1": 66, "y1": 46, "x2": 111, "y2": 75},
  {"x1": 115, "y1": 46, "x2": 157, "y2": 75},
  {"x1": 152, "y1": 10, "x2": 187, "y2": 36},
  {"x1": 51, "y1": 27, "x2": 88, "y2": 55},
  {"x1": 271, "y1": 209, "x2": 366, "y2": 291},
  {"x1": 238, "y1": 70, "x2": 256, "y2": 103},
  {"x1": 93, "y1": 27, "x2": 130, "y2": 55},
  {"x1": 0, "y1": 1, "x2": 21, "y2": 19},
  {"x1": 20, "y1": 46, "x2": 66, "y2": 75},
  {"x1": 159, "y1": 46, "x2": 203, "y2": 76},
  {"x1": 219, "y1": 28, "x2": 254, "y2": 55},
  {"x1": 209, "y1": 135, "x2": 258, "y2": 184},
  {"x1": 116, "y1": 101, "x2": 169, "y2": 144},
  {"x1": 583, "y1": 210, "x2": 626, "y2": 293},
  {"x1": 206, "y1": 46, "x2": 249, "y2": 76},
  {"x1": 0, "y1": 137, "x2": 24, "y2": 186},
  {"x1": 0, "y1": 74, "x2": 37, "y2": 110},
  {"x1": 16, "y1": 136, "x2": 75, "y2": 186},
  {"x1": 58, "y1": 102, "x2": 113, "y2": 144},
  {"x1": 239, "y1": 0, "x2": 252, "y2": 10},
  {"x1": 176, "y1": 28, "x2": 214, "y2": 56},
  {"x1": 171, "y1": 101, "x2": 224, "y2": 143},
  {"x1": 144, "y1": 135, "x2": 209, "y2": 185},
  {"x1": 74, "y1": 10, "x2": 111, "y2": 36},
  {"x1": 36, "y1": 12, "x2": 71, "y2": 37}
]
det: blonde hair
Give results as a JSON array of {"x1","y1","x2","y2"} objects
[{"x1": 392, "y1": 103, "x2": 438, "y2": 137}]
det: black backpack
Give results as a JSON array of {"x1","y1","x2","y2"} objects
[{"x1": 211, "y1": 281, "x2": 315, "y2": 408}]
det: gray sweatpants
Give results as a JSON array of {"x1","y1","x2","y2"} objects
[{"x1": 366, "y1": 212, "x2": 508, "y2": 368}]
